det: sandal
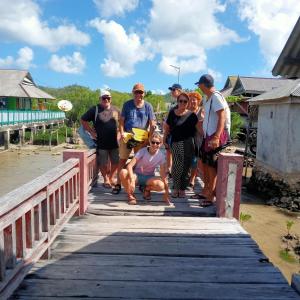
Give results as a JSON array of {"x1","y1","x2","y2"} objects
[
  {"x1": 102, "y1": 182, "x2": 112, "y2": 189},
  {"x1": 200, "y1": 199, "x2": 215, "y2": 207},
  {"x1": 171, "y1": 190, "x2": 179, "y2": 198},
  {"x1": 112, "y1": 184, "x2": 121, "y2": 194},
  {"x1": 128, "y1": 193, "x2": 137, "y2": 205},
  {"x1": 191, "y1": 194, "x2": 207, "y2": 199},
  {"x1": 143, "y1": 187, "x2": 151, "y2": 201},
  {"x1": 186, "y1": 183, "x2": 194, "y2": 192}
]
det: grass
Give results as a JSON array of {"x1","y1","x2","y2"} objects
[{"x1": 279, "y1": 249, "x2": 297, "y2": 263}]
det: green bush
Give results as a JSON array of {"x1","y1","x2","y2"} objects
[
  {"x1": 231, "y1": 112, "x2": 244, "y2": 139},
  {"x1": 25, "y1": 125, "x2": 72, "y2": 145}
]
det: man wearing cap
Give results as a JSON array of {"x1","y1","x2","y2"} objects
[
  {"x1": 112, "y1": 83, "x2": 156, "y2": 194},
  {"x1": 168, "y1": 83, "x2": 182, "y2": 107},
  {"x1": 81, "y1": 90, "x2": 120, "y2": 188},
  {"x1": 194, "y1": 74, "x2": 231, "y2": 206}
]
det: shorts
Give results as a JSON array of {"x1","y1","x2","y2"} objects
[
  {"x1": 200, "y1": 139, "x2": 223, "y2": 169},
  {"x1": 119, "y1": 139, "x2": 144, "y2": 160},
  {"x1": 136, "y1": 173, "x2": 153, "y2": 187},
  {"x1": 97, "y1": 148, "x2": 119, "y2": 166}
]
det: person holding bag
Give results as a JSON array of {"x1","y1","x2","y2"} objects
[
  {"x1": 163, "y1": 92, "x2": 199, "y2": 198},
  {"x1": 194, "y1": 74, "x2": 231, "y2": 206}
]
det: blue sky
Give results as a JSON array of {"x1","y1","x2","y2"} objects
[{"x1": 0, "y1": 0, "x2": 299, "y2": 93}]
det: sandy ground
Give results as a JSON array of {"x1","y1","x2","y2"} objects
[{"x1": 240, "y1": 198, "x2": 300, "y2": 284}]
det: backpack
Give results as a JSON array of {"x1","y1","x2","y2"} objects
[{"x1": 78, "y1": 106, "x2": 98, "y2": 149}]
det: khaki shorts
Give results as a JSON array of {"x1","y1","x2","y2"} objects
[
  {"x1": 119, "y1": 139, "x2": 145, "y2": 160},
  {"x1": 97, "y1": 148, "x2": 119, "y2": 166}
]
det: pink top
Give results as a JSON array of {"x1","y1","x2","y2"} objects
[{"x1": 134, "y1": 147, "x2": 166, "y2": 175}]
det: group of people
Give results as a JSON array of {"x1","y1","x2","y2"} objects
[{"x1": 81, "y1": 74, "x2": 231, "y2": 207}]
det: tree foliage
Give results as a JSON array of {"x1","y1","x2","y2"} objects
[{"x1": 40, "y1": 85, "x2": 166, "y2": 125}]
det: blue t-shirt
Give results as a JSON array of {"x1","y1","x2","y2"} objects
[{"x1": 121, "y1": 99, "x2": 155, "y2": 132}]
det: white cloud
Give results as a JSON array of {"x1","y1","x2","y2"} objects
[
  {"x1": 0, "y1": 0, "x2": 90, "y2": 51},
  {"x1": 93, "y1": 0, "x2": 139, "y2": 17},
  {"x1": 90, "y1": 19, "x2": 153, "y2": 77},
  {"x1": 49, "y1": 52, "x2": 86, "y2": 74},
  {"x1": 237, "y1": 0, "x2": 300, "y2": 68},
  {"x1": 148, "y1": 0, "x2": 242, "y2": 75},
  {"x1": 151, "y1": 89, "x2": 166, "y2": 95},
  {"x1": 0, "y1": 47, "x2": 34, "y2": 69}
]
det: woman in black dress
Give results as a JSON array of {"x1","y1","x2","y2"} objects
[{"x1": 163, "y1": 92, "x2": 199, "y2": 198}]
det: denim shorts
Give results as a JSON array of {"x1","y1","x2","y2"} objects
[{"x1": 136, "y1": 173, "x2": 153, "y2": 187}]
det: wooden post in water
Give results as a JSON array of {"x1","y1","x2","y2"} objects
[
  {"x1": 216, "y1": 153, "x2": 243, "y2": 219},
  {"x1": 63, "y1": 150, "x2": 88, "y2": 215}
]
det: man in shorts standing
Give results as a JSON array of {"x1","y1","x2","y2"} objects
[
  {"x1": 112, "y1": 83, "x2": 156, "y2": 194},
  {"x1": 81, "y1": 90, "x2": 120, "y2": 188},
  {"x1": 195, "y1": 74, "x2": 231, "y2": 206}
]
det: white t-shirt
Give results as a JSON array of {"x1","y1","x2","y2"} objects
[
  {"x1": 202, "y1": 91, "x2": 231, "y2": 137},
  {"x1": 134, "y1": 147, "x2": 166, "y2": 175}
]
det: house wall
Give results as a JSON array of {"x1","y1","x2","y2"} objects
[
  {"x1": 256, "y1": 102, "x2": 300, "y2": 173},
  {"x1": 7, "y1": 97, "x2": 16, "y2": 110}
]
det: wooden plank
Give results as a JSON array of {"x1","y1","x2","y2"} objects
[
  {"x1": 25, "y1": 209, "x2": 34, "y2": 249},
  {"x1": 33, "y1": 204, "x2": 42, "y2": 241},
  {"x1": 13, "y1": 280, "x2": 300, "y2": 299},
  {"x1": 34, "y1": 253, "x2": 275, "y2": 269},
  {"x1": 27, "y1": 263, "x2": 287, "y2": 284},
  {"x1": 0, "y1": 230, "x2": 5, "y2": 281}
]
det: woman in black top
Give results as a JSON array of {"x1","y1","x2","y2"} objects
[{"x1": 163, "y1": 92, "x2": 198, "y2": 198}]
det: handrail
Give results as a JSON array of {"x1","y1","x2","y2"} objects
[
  {"x1": 0, "y1": 149, "x2": 98, "y2": 299},
  {"x1": 0, "y1": 110, "x2": 65, "y2": 126}
]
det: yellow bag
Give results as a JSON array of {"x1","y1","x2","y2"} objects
[{"x1": 132, "y1": 128, "x2": 149, "y2": 142}]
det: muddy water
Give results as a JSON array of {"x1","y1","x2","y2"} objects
[
  {"x1": 241, "y1": 200, "x2": 300, "y2": 283},
  {"x1": 0, "y1": 148, "x2": 62, "y2": 197}
]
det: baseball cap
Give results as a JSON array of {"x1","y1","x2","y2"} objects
[
  {"x1": 100, "y1": 90, "x2": 111, "y2": 97},
  {"x1": 168, "y1": 83, "x2": 182, "y2": 91},
  {"x1": 194, "y1": 74, "x2": 214, "y2": 87},
  {"x1": 132, "y1": 83, "x2": 145, "y2": 92}
]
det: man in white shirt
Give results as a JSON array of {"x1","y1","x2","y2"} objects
[{"x1": 194, "y1": 74, "x2": 231, "y2": 206}]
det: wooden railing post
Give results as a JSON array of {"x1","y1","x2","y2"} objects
[
  {"x1": 63, "y1": 150, "x2": 88, "y2": 215},
  {"x1": 216, "y1": 153, "x2": 243, "y2": 219}
]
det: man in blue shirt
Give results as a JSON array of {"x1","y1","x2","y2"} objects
[{"x1": 112, "y1": 83, "x2": 156, "y2": 194}]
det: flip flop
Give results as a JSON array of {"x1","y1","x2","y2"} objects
[
  {"x1": 200, "y1": 199, "x2": 215, "y2": 207},
  {"x1": 128, "y1": 193, "x2": 137, "y2": 205},
  {"x1": 112, "y1": 184, "x2": 121, "y2": 194},
  {"x1": 102, "y1": 182, "x2": 112, "y2": 189}
]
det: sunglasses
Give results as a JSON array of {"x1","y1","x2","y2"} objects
[
  {"x1": 102, "y1": 97, "x2": 111, "y2": 101},
  {"x1": 134, "y1": 90, "x2": 144, "y2": 95},
  {"x1": 151, "y1": 141, "x2": 161, "y2": 145},
  {"x1": 178, "y1": 99, "x2": 188, "y2": 104}
]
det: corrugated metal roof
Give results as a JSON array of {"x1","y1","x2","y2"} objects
[
  {"x1": 272, "y1": 17, "x2": 300, "y2": 78},
  {"x1": 236, "y1": 77, "x2": 293, "y2": 94},
  {"x1": 220, "y1": 87, "x2": 234, "y2": 98},
  {"x1": 249, "y1": 79, "x2": 300, "y2": 103},
  {"x1": 0, "y1": 69, "x2": 55, "y2": 99}
]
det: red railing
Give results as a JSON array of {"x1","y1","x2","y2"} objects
[{"x1": 0, "y1": 149, "x2": 97, "y2": 299}]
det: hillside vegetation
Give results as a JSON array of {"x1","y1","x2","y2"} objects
[{"x1": 41, "y1": 85, "x2": 167, "y2": 124}]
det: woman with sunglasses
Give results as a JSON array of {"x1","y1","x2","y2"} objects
[
  {"x1": 163, "y1": 92, "x2": 199, "y2": 198},
  {"x1": 119, "y1": 132, "x2": 171, "y2": 205}
]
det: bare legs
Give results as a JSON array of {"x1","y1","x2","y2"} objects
[
  {"x1": 202, "y1": 163, "x2": 217, "y2": 202},
  {"x1": 119, "y1": 169, "x2": 169, "y2": 205}
]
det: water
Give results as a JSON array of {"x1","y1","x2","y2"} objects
[{"x1": 0, "y1": 148, "x2": 62, "y2": 197}]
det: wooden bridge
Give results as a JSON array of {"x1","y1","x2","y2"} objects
[{"x1": 0, "y1": 149, "x2": 299, "y2": 299}]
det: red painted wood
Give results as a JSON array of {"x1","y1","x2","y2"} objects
[{"x1": 63, "y1": 150, "x2": 90, "y2": 215}]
